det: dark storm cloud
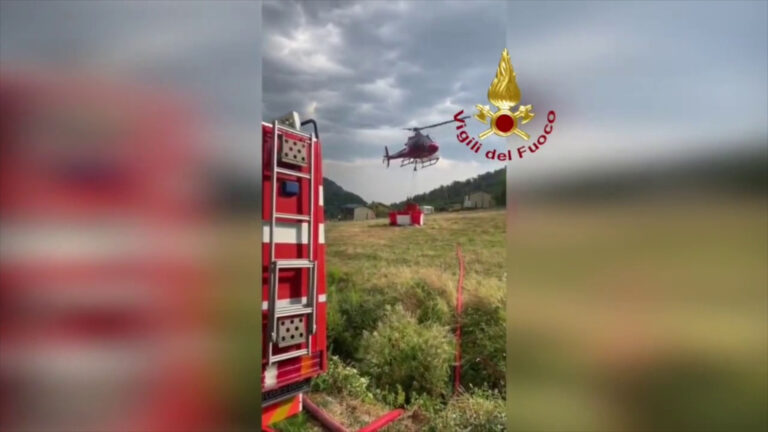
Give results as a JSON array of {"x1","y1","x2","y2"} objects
[{"x1": 262, "y1": 0, "x2": 508, "y2": 162}]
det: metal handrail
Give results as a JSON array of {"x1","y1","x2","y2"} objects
[{"x1": 267, "y1": 120, "x2": 318, "y2": 365}]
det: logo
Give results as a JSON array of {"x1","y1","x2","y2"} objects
[
  {"x1": 454, "y1": 49, "x2": 556, "y2": 162},
  {"x1": 474, "y1": 48, "x2": 535, "y2": 140}
]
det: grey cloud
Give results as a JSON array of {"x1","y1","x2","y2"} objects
[{"x1": 263, "y1": 0, "x2": 509, "y2": 165}]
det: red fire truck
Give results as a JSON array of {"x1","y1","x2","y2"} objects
[{"x1": 261, "y1": 112, "x2": 328, "y2": 427}]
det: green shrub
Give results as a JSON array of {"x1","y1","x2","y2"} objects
[
  {"x1": 371, "y1": 383, "x2": 407, "y2": 408},
  {"x1": 405, "y1": 279, "x2": 453, "y2": 326},
  {"x1": 326, "y1": 269, "x2": 397, "y2": 361},
  {"x1": 358, "y1": 305, "x2": 454, "y2": 403},
  {"x1": 311, "y1": 355, "x2": 374, "y2": 403},
  {"x1": 407, "y1": 393, "x2": 447, "y2": 417},
  {"x1": 427, "y1": 389, "x2": 507, "y2": 432},
  {"x1": 272, "y1": 412, "x2": 313, "y2": 432},
  {"x1": 460, "y1": 296, "x2": 506, "y2": 393}
]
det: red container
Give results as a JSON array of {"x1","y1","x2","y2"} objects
[
  {"x1": 410, "y1": 211, "x2": 424, "y2": 226},
  {"x1": 388, "y1": 203, "x2": 424, "y2": 226}
]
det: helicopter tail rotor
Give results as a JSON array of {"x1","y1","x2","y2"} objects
[{"x1": 383, "y1": 146, "x2": 390, "y2": 168}]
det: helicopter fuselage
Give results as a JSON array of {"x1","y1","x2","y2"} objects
[
  {"x1": 383, "y1": 115, "x2": 468, "y2": 171},
  {"x1": 389, "y1": 131, "x2": 439, "y2": 160}
]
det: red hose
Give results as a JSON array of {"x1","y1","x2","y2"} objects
[
  {"x1": 454, "y1": 244, "x2": 465, "y2": 395},
  {"x1": 303, "y1": 395, "x2": 348, "y2": 432},
  {"x1": 357, "y1": 409, "x2": 405, "y2": 432},
  {"x1": 303, "y1": 394, "x2": 404, "y2": 432}
]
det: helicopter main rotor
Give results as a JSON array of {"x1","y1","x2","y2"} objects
[{"x1": 402, "y1": 115, "x2": 470, "y2": 132}]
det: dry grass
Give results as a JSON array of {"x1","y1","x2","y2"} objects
[
  {"x1": 326, "y1": 209, "x2": 507, "y2": 307},
  {"x1": 307, "y1": 392, "x2": 390, "y2": 430}
]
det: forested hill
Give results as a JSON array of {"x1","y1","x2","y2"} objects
[
  {"x1": 323, "y1": 177, "x2": 367, "y2": 219},
  {"x1": 392, "y1": 168, "x2": 506, "y2": 209}
]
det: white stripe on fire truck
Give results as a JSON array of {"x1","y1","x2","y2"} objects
[
  {"x1": 319, "y1": 186, "x2": 324, "y2": 206},
  {"x1": 262, "y1": 295, "x2": 327, "y2": 311},
  {"x1": 0, "y1": 224, "x2": 205, "y2": 262},
  {"x1": 262, "y1": 223, "x2": 325, "y2": 244},
  {"x1": 264, "y1": 364, "x2": 278, "y2": 389}
]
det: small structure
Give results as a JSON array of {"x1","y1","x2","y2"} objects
[
  {"x1": 341, "y1": 204, "x2": 376, "y2": 221},
  {"x1": 422, "y1": 205, "x2": 434, "y2": 214},
  {"x1": 463, "y1": 191, "x2": 494, "y2": 209},
  {"x1": 389, "y1": 202, "x2": 424, "y2": 226}
]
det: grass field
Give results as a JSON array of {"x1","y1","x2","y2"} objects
[
  {"x1": 274, "y1": 209, "x2": 508, "y2": 431},
  {"x1": 272, "y1": 197, "x2": 766, "y2": 431},
  {"x1": 326, "y1": 208, "x2": 507, "y2": 306}
]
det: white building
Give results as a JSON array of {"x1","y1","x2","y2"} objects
[{"x1": 463, "y1": 191, "x2": 494, "y2": 209}]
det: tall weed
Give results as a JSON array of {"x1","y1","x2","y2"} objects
[
  {"x1": 460, "y1": 295, "x2": 506, "y2": 393},
  {"x1": 358, "y1": 305, "x2": 454, "y2": 402},
  {"x1": 426, "y1": 388, "x2": 507, "y2": 432},
  {"x1": 326, "y1": 269, "x2": 396, "y2": 361}
]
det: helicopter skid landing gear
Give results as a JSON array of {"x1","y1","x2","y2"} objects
[{"x1": 400, "y1": 156, "x2": 439, "y2": 171}]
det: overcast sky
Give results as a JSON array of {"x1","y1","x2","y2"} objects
[
  {"x1": 1, "y1": 1, "x2": 765, "y2": 203},
  {"x1": 263, "y1": 0, "x2": 767, "y2": 203},
  {"x1": 263, "y1": 1, "x2": 513, "y2": 202}
]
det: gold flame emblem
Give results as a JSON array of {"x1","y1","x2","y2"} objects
[{"x1": 474, "y1": 48, "x2": 534, "y2": 140}]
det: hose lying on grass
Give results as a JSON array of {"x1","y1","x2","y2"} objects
[{"x1": 303, "y1": 395, "x2": 404, "y2": 432}]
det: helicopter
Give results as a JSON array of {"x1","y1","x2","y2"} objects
[{"x1": 383, "y1": 115, "x2": 470, "y2": 171}]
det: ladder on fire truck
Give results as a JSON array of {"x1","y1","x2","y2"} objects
[{"x1": 267, "y1": 114, "x2": 317, "y2": 365}]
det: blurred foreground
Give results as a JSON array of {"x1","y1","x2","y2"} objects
[
  {"x1": 0, "y1": 70, "x2": 262, "y2": 431},
  {"x1": 508, "y1": 194, "x2": 767, "y2": 431}
]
